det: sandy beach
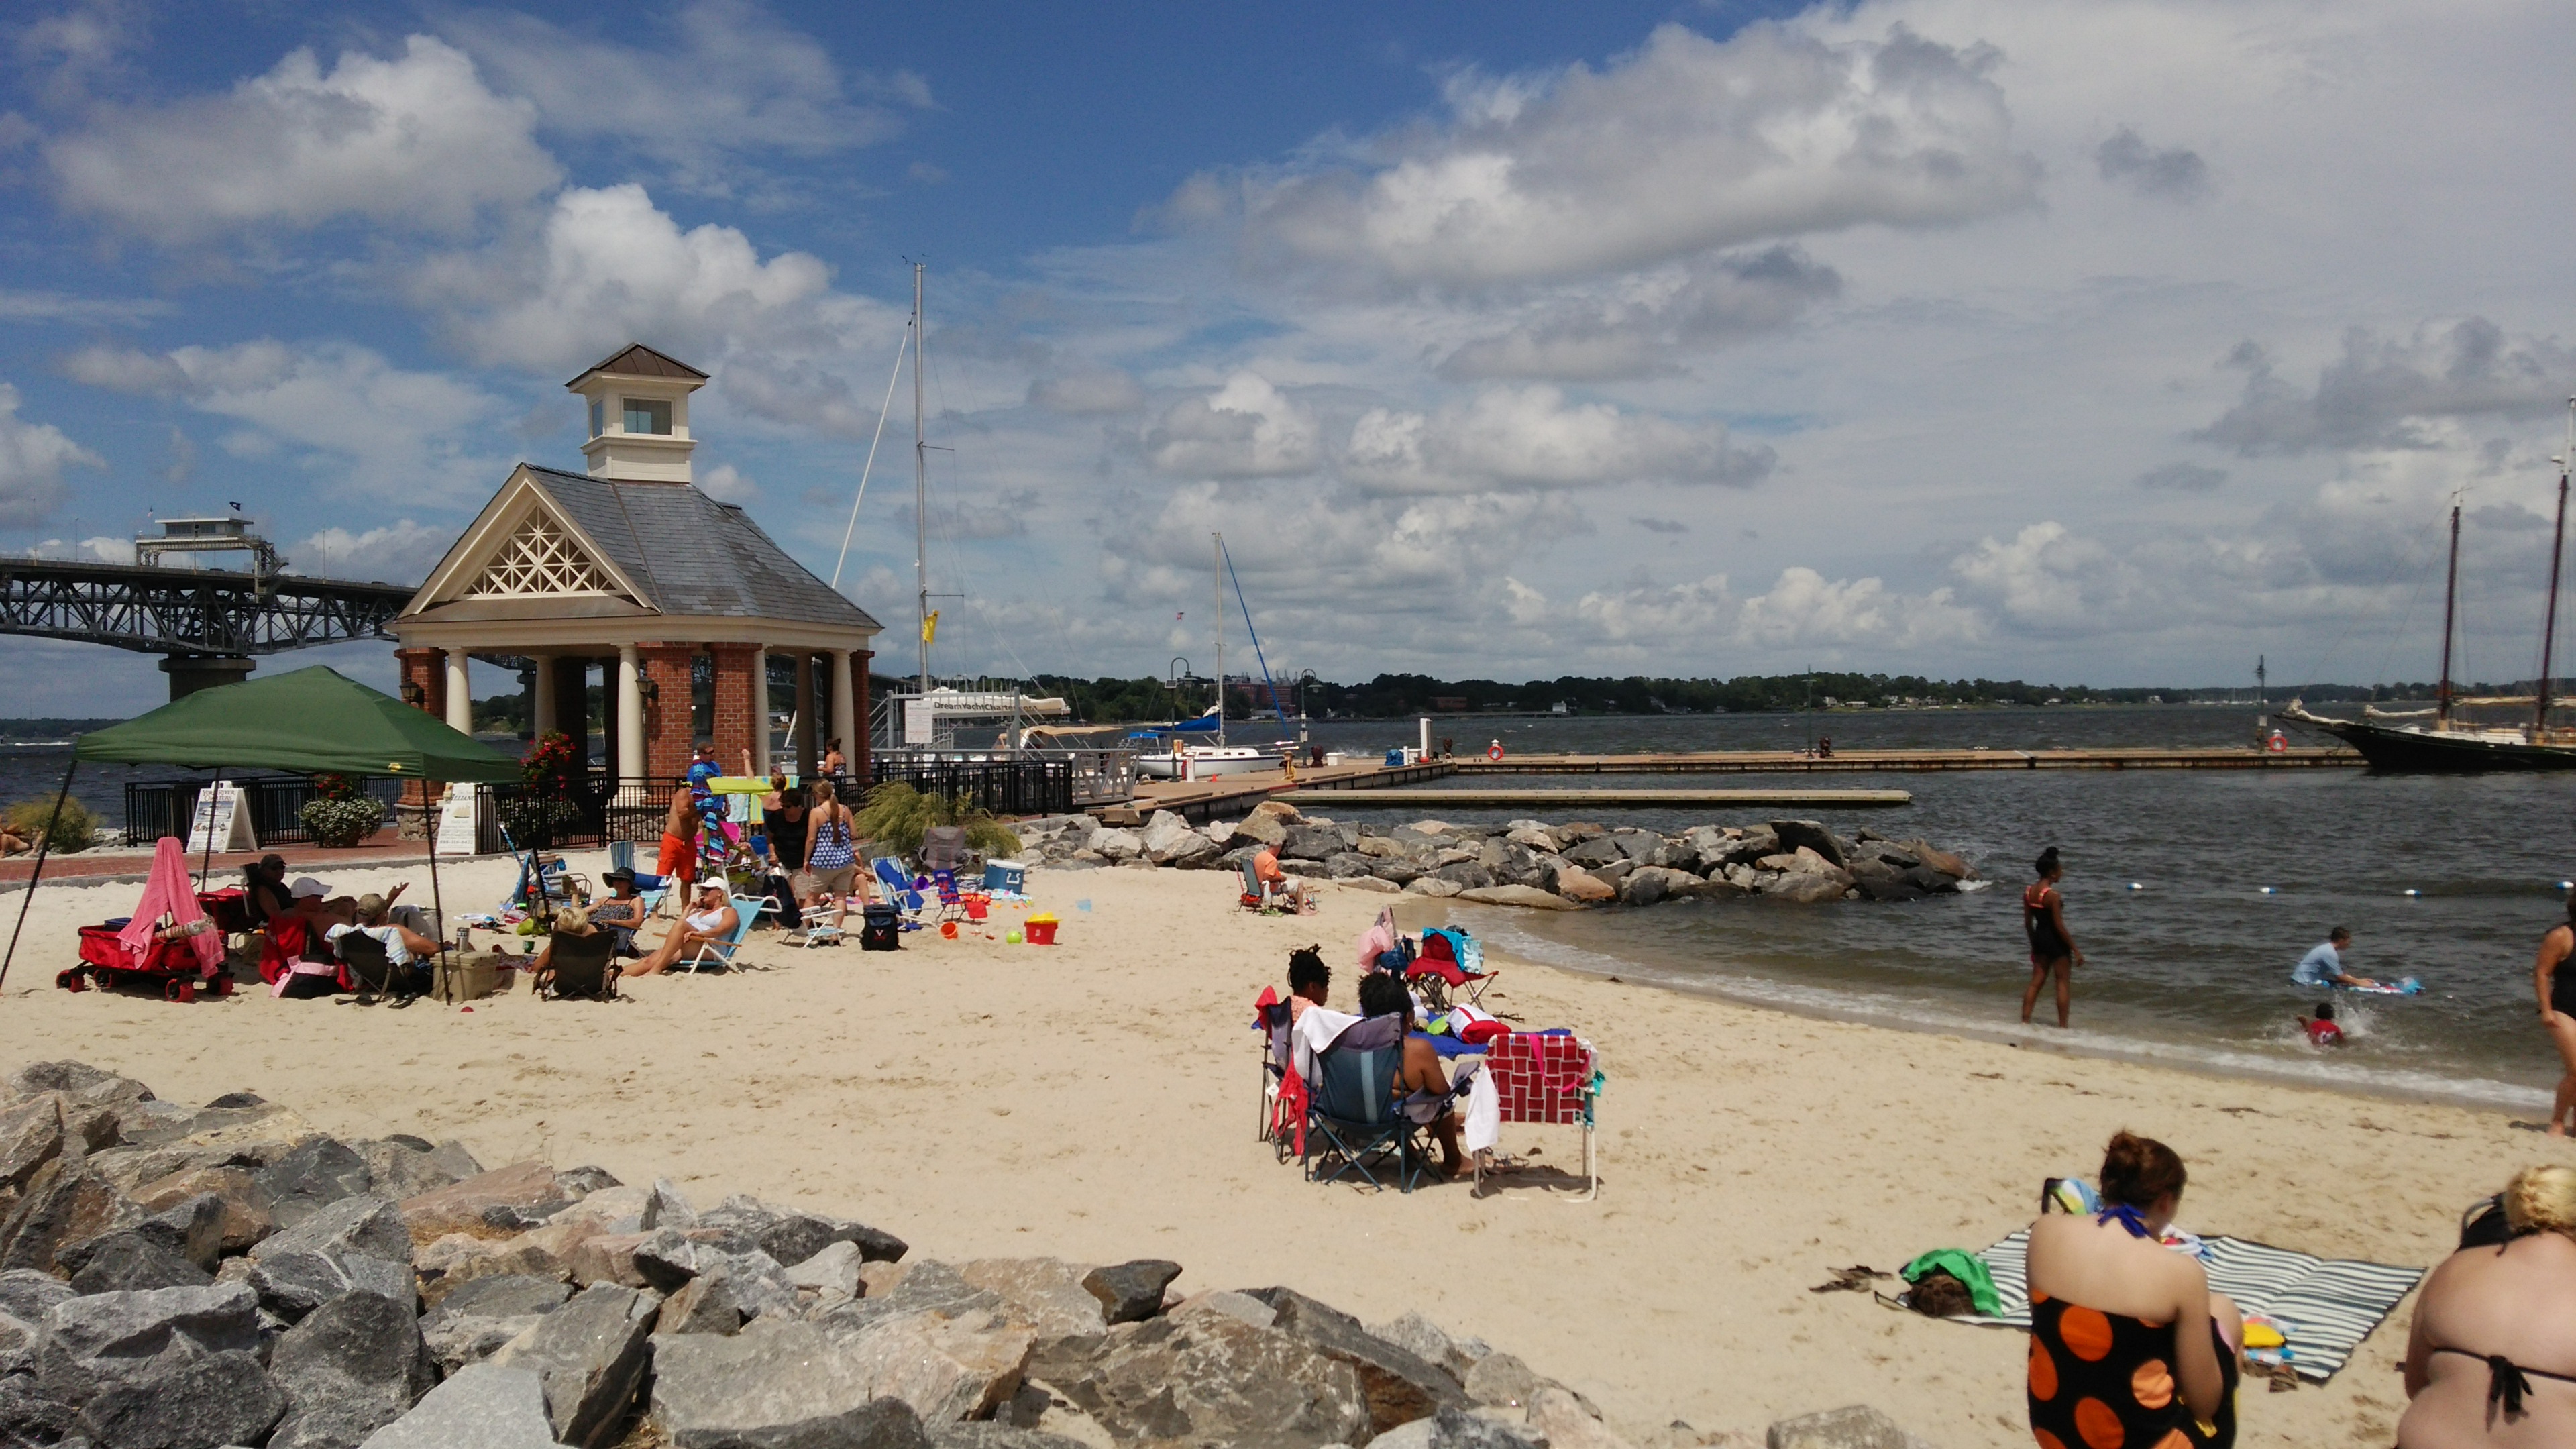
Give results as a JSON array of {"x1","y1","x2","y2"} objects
[{"x1": 0, "y1": 851, "x2": 2551, "y2": 1448}]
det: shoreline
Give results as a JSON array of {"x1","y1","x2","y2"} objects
[{"x1": 1451, "y1": 901, "x2": 2560, "y2": 1121}]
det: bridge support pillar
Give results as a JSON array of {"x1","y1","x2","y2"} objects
[{"x1": 158, "y1": 655, "x2": 254, "y2": 700}]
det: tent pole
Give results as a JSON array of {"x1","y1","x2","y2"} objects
[
  {"x1": 0, "y1": 755, "x2": 80, "y2": 994},
  {"x1": 426, "y1": 801, "x2": 448, "y2": 981},
  {"x1": 197, "y1": 769, "x2": 221, "y2": 892}
]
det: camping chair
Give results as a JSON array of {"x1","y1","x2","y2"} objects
[
  {"x1": 496, "y1": 845, "x2": 588, "y2": 917},
  {"x1": 1252, "y1": 990, "x2": 1297, "y2": 1157},
  {"x1": 928, "y1": 869, "x2": 969, "y2": 925},
  {"x1": 921, "y1": 825, "x2": 970, "y2": 876},
  {"x1": 676, "y1": 895, "x2": 769, "y2": 973},
  {"x1": 1303, "y1": 1015, "x2": 1424, "y2": 1192},
  {"x1": 1407, "y1": 931, "x2": 1497, "y2": 1010},
  {"x1": 872, "y1": 858, "x2": 926, "y2": 920},
  {"x1": 1238, "y1": 859, "x2": 1289, "y2": 914},
  {"x1": 539, "y1": 929, "x2": 619, "y2": 1001},
  {"x1": 1474, "y1": 1032, "x2": 1601, "y2": 1199},
  {"x1": 333, "y1": 931, "x2": 426, "y2": 1006}
]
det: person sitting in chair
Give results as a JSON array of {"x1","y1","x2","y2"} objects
[
  {"x1": 1287, "y1": 945, "x2": 1330, "y2": 1023},
  {"x1": 589, "y1": 868, "x2": 647, "y2": 957},
  {"x1": 1251, "y1": 844, "x2": 1310, "y2": 914},
  {"x1": 1358, "y1": 971, "x2": 1467, "y2": 1179},
  {"x1": 626, "y1": 883, "x2": 738, "y2": 977},
  {"x1": 325, "y1": 894, "x2": 441, "y2": 992},
  {"x1": 0, "y1": 820, "x2": 29, "y2": 857},
  {"x1": 531, "y1": 905, "x2": 618, "y2": 999}
]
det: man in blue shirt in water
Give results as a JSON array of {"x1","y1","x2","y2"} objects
[{"x1": 2294, "y1": 926, "x2": 2381, "y2": 989}]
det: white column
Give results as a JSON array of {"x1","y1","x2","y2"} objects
[
  {"x1": 530, "y1": 654, "x2": 555, "y2": 739},
  {"x1": 828, "y1": 649, "x2": 856, "y2": 767},
  {"x1": 444, "y1": 649, "x2": 472, "y2": 735},
  {"x1": 751, "y1": 647, "x2": 771, "y2": 774},
  {"x1": 616, "y1": 645, "x2": 645, "y2": 784}
]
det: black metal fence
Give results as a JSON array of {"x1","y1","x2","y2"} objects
[{"x1": 123, "y1": 775, "x2": 404, "y2": 847}]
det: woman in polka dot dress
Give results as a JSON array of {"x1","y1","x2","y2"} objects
[{"x1": 2026, "y1": 1132, "x2": 2243, "y2": 1448}]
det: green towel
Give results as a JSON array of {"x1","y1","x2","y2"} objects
[{"x1": 1901, "y1": 1248, "x2": 2002, "y2": 1316}]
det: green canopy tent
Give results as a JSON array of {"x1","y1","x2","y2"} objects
[{"x1": 2, "y1": 666, "x2": 524, "y2": 991}]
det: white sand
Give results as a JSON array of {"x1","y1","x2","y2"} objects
[{"x1": 0, "y1": 852, "x2": 2548, "y2": 1446}]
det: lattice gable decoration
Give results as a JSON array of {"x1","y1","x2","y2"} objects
[{"x1": 461, "y1": 508, "x2": 615, "y2": 598}]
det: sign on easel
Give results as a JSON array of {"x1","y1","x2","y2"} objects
[
  {"x1": 432, "y1": 785, "x2": 480, "y2": 857},
  {"x1": 903, "y1": 700, "x2": 934, "y2": 745},
  {"x1": 185, "y1": 782, "x2": 257, "y2": 854}
]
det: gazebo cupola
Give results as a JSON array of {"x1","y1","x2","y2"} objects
[{"x1": 568, "y1": 344, "x2": 707, "y2": 484}]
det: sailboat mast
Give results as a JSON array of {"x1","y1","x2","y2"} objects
[
  {"x1": 2437, "y1": 500, "x2": 2461, "y2": 730},
  {"x1": 2543, "y1": 400, "x2": 2576, "y2": 735},
  {"x1": 914, "y1": 263, "x2": 929, "y2": 702},
  {"x1": 1212, "y1": 531, "x2": 1225, "y2": 748}
]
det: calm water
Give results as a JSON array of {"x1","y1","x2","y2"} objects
[{"x1": 1265, "y1": 708, "x2": 2571, "y2": 1113}]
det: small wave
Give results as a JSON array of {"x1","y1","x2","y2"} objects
[{"x1": 1458, "y1": 908, "x2": 2552, "y2": 1115}]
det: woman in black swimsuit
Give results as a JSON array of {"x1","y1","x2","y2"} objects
[
  {"x1": 2534, "y1": 898, "x2": 2576, "y2": 1136},
  {"x1": 2022, "y1": 846, "x2": 2083, "y2": 1028},
  {"x1": 2400, "y1": 1163, "x2": 2576, "y2": 1446}
]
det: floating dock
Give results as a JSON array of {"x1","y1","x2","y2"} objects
[
  {"x1": 1276, "y1": 786, "x2": 1911, "y2": 808},
  {"x1": 1449, "y1": 746, "x2": 2359, "y2": 773}
]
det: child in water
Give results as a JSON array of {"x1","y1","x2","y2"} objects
[{"x1": 2300, "y1": 1000, "x2": 2345, "y2": 1047}]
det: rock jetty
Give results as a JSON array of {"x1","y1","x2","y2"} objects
[
  {"x1": 1010, "y1": 805, "x2": 1977, "y2": 910},
  {"x1": 0, "y1": 1060, "x2": 1941, "y2": 1448}
]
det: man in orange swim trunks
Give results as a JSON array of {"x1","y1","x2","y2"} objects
[{"x1": 656, "y1": 782, "x2": 698, "y2": 886}]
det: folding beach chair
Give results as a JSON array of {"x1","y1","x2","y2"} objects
[
  {"x1": 333, "y1": 931, "x2": 427, "y2": 1006},
  {"x1": 1407, "y1": 930, "x2": 1497, "y2": 1010},
  {"x1": 872, "y1": 858, "x2": 926, "y2": 920},
  {"x1": 1238, "y1": 858, "x2": 1289, "y2": 914},
  {"x1": 928, "y1": 870, "x2": 969, "y2": 925},
  {"x1": 1303, "y1": 1015, "x2": 1423, "y2": 1192},
  {"x1": 1474, "y1": 1032, "x2": 1601, "y2": 1199},
  {"x1": 921, "y1": 825, "x2": 970, "y2": 876},
  {"x1": 676, "y1": 896, "x2": 769, "y2": 973},
  {"x1": 1252, "y1": 989, "x2": 1298, "y2": 1159},
  {"x1": 539, "y1": 930, "x2": 619, "y2": 1001}
]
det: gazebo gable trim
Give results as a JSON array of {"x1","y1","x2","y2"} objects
[{"x1": 405, "y1": 469, "x2": 659, "y2": 617}]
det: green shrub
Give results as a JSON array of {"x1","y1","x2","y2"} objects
[
  {"x1": 853, "y1": 782, "x2": 1023, "y2": 863},
  {"x1": 301, "y1": 796, "x2": 386, "y2": 849},
  {"x1": 4, "y1": 796, "x2": 96, "y2": 854}
]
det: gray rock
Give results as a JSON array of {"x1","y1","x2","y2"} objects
[
  {"x1": 1322, "y1": 852, "x2": 1379, "y2": 880},
  {"x1": 1590, "y1": 859, "x2": 1635, "y2": 890},
  {"x1": 652, "y1": 1318, "x2": 933, "y2": 1447},
  {"x1": 256, "y1": 1195, "x2": 413, "y2": 1268},
  {"x1": 1030, "y1": 1311, "x2": 1365, "y2": 1448},
  {"x1": 1765, "y1": 1403, "x2": 1912, "y2": 1449},
  {"x1": 694, "y1": 1397, "x2": 932, "y2": 1449},
  {"x1": 0, "y1": 1376, "x2": 76, "y2": 1446},
  {"x1": 248, "y1": 1242, "x2": 415, "y2": 1322},
  {"x1": 1607, "y1": 828, "x2": 1666, "y2": 865},
  {"x1": 67, "y1": 1230, "x2": 213, "y2": 1294},
  {"x1": 1368, "y1": 859, "x2": 1428, "y2": 885},
  {"x1": 1079, "y1": 1260, "x2": 1179, "y2": 1326},
  {"x1": 787, "y1": 1241, "x2": 864, "y2": 1307},
  {"x1": 1462, "y1": 1350, "x2": 1542, "y2": 1409},
  {"x1": 1403, "y1": 877, "x2": 1464, "y2": 898},
  {"x1": 267, "y1": 1291, "x2": 436, "y2": 1449},
  {"x1": 75, "y1": 1347, "x2": 283, "y2": 1449},
  {"x1": 644, "y1": 1179, "x2": 699, "y2": 1232},
  {"x1": 353, "y1": 1140, "x2": 482, "y2": 1201},
  {"x1": 1433, "y1": 862, "x2": 1495, "y2": 891},
  {"x1": 1768, "y1": 821, "x2": 1846, "y2": 869},
  {"x1": 253, "y1": 1140, "x2": 374, "y2": 1232},
  {"x1": 757, "y1": 1210, "x2": 906, "y2": 1269},
  {"x1": 930, "y1": 1425, "x2": 1085, "y2": 1449},
  {"x1": 1430, "y1": 1404, "x2": 1549, "y2": 1449},
  {"x1": 433, "y1": 1272, "x2": 573, "y2": 1320},
  {"x1": 1082, "y1": 828, "x2": 1142, "y2": 862},
  {"x1": 1723, "y1": 828, "x2": 1780, "y2": 867},
  {"x1": 1619, "y1": 867, "x2": 1669, "y2": 907},
  {"x1": 1250, "y1": 1286, "x2": 1466, "y2": 1435},
  {"x1": 423, "y1": 1310, "x2": 546, "y2": 1375},
  {"x1": 40, "y1": 1281, "x2": 262, "y2": 1403},
  {"x1": 0, "y1": 1096, "x2": 66, "y2": 1193},
  {"x1": 1765, "y1": 871, "x2": 1854, "y2": 905},
  {"x1": 131, "y1": 1191, "x2": 225, "y2": 1271},
  {"x1": 655, "y1": 1273, "x2": 750, "y2": 1336},
  {"x1": 1173, "y1": 1289, "x2": 1276, "y2": 1330},
  {"x1": 2, "y1": 1151, "x2": 138, "y2": 1275},
  {"x1": 1278, "y1": 824, "x2": 1344, "y2": 862},
  {"x1": 1562, "y1": 837, "x2": 1624, "y2": 869},
  {"x1": 357, "y1": 1363, "x2": 558, "y2": 1449},
  {"x1": 0, "y1": 1267, "x2": 74, "y2": 1322},
  {"x1": 420, "y1": 1275, "x2": 572, "y2": 1373},
  {"x1": 488, "y1": 1282, "x2": 660, "y2": 1448},
  {"x1": 1851, "y1": 872, "x2": 1929, "y2": 902},
  {"x1": 9, "y1": 1063, "x2": 152, "y2": 1115},
  {"x1": 1901, "y1": 865, "x2": 1961, "y2": 895},
  {"x1": 1366, "y1": 1311, "x2": 1479, "y2": 1382}
]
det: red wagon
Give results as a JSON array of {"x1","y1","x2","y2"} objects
[{"x1": 62, "y1": 920, "x2": 232, "y2": 1002}]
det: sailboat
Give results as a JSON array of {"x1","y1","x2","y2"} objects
[
  {"x1": 1130, "y1": 532, "x2": 1284, "y2": 780},
  {"x1": 2284, "y1": 400, "x2": 2576, "y2": 769}
]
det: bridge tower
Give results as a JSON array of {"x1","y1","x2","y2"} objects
[{"x1": 140, "y1": 516, "x2": 283, "y2": 700}]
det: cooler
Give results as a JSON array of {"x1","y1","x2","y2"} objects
[{"x1": 982, "y1": 861, "x2": 1027, "y2": 894}]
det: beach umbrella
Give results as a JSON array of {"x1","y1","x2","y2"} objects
[{"x1": 2, "y1": 666, "x2": 523, "y2": 991}]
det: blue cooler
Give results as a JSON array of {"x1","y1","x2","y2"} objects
[
  {"x1": 983, "y1": 861, "x2": 1028, "y2": 894},
  {"x1": 1383, "y1": 747, "x2": 1406, "y2": 767}
]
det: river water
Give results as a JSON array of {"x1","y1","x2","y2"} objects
[
  {"x1": 12, "y1": 704, "x2": 2566, "y2": 1110},
  {"x1": 1268, "y1": 707, "x2": 2571, "y2": 1114}
]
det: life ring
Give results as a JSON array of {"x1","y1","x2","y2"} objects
[
  {"x1": 2265, "y1": 732, "x2": 2287, "y2": 753},
  {"x1": 1486, "y1": 742, "x2": 1505, "y2": 761}
]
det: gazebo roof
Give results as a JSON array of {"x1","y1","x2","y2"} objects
[{"x1": 566, "y1": 343, "x2": 708, "y2": 388}]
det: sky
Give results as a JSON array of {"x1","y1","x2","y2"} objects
[{"x1": 2, "y1": 0, "x2": 2573, "y2": 714}]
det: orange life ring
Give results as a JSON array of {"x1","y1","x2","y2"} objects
[
  {"x1": 1486, "y1": 742, "x2": 1505, "y2": 761},
  {"x1": 2265, "y1": 732, "x2": 2287, "y2": 753}
]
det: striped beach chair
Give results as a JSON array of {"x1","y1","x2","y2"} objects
[{"x1": 1474, "y1": 1032, "x2": 1601, "y2": 1199}]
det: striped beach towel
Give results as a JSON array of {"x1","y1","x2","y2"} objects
[{"x1": 1960, "y1": 1230, "x2": 2422, "y2": 1383}]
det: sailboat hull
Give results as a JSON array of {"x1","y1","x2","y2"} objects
[{"x1": 2299, "y1": 716, "x2": 2576, "y2": 771}]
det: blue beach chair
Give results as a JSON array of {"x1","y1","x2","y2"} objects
[
  {"x1": 677, "y1": 895, "x2": 770, "y2": 973},
  {"x1": 871, "y1": 857, "x2": 926, "y2": 925}
]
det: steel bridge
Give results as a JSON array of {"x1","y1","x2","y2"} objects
[{"x1": 0, "y1": 558, "x2": 413, "y2": 697}]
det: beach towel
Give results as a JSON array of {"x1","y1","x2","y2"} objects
[
  {"x1": 119, "y1": 839, "x2": 223, "y2": 979},
  {"x1": 1958, "y1": 1229, "x2": 2424, "y2": 1382},
  {"x1": 1355, "y1": 908, "x2": 1395, "y2": 970}
]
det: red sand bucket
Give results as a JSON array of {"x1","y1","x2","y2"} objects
[
  {"x1": 964, "y1": 898, "x2": 989, "y2": 922},
  {"x1": 1025, "y1": 917, "x2": 1059, "y2": 945},
  {"x1": 939, "y1": 921, "x2": 959, "y2": 940}
]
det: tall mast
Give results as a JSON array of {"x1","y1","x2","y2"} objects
[
  {"x1": 914, "y1": 262, "x2": 928, "y2": 703},
  {"x1": 1212, "y1": 531, "x2": 1225, "y2": 747},
  {"x1": 2542, "y1": 396, "x2": 2575, "y2": 734},
  {"x1": 2437, "y1": 498, "x2": 2461, "y2": 730}
]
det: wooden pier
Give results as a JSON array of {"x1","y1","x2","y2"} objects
[
  {"x1": 1277, "y1": 786, "x2": 1911, "y2": 808},
  {"x1": 1449, "y1": 745, "x2": 2359, "y2": 774}
]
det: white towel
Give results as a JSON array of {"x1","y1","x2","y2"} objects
[{"x1": 1463, "y1": 1064, "x2": 1501, "y2": 1154}]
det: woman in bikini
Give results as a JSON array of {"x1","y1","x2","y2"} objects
[
  {"x1": 2400, "y1": 1164, "x2": 2576, "y2": 1447},
  {"x1": 2027, "y1": 1130, "x2": 2242, "y2": 1449},
  {"x1": 2532, "y1": 897, "x2": 2576, "y2": 1135},
  {"x1": 2023, "y1": 845, "x2": 2083, "y2": 1028}
]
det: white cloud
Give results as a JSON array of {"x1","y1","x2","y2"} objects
[
  {"x1": 1439, "y1": 246, "x2": 1842, "y2": 380},
  {"x1": 1236, "y1": 21, "x2": 2040, "y2": 288},
  {"x1": 61, "y1": 339, "x2": 503, "y2": 503},
  {"x1": 1948, "y1": 521, "x2": 2135, "y2": 630},
  {"x1": 19, "y1": 535, "x2": 131, "y2": 564},
  {"x1": 443, "y1": 0, "x2": 925, "y2": 188},
  {"x1": 0, "y1": 290, "x2": 172, "y2": 325},
  {"x1": 2095, "y1": 126, "x2": 2208, "y2": 200},
  {"x1": 1732, "y1": 567, "x2": 1980, "y2": 649},
  {"x1": 0, "y1": 382, "x2": 103, "y2": 527},
  {"x1": 2198, "y1": 319, "x2": 2576, "y2": 457},
  {"x1": 1344, "y1": 386, "x2": 1771, "y2": 494},
  {"x1": 48, "y1": 36, "x2": 557, "y2": 242},
  {"x1": 1029, "y1": 369, "x2": 1145, "y2": 415},
  {"x1": 288, "y1": 519, "x2": 455, "y2": 585},
  {"x1": 699, "y1": 463, "x2": 759, "y2": 502},
  {"x1": 1143, "y1": 373, "x2": 1322, "y2": 478}
]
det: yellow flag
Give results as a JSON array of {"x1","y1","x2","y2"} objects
[{"x1": 920, "y1": 610, "x2": 940, "y2": 645}]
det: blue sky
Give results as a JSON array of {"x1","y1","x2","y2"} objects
[{"x1": 3, "y1": 0, "x2": 2573, "y2": 713}]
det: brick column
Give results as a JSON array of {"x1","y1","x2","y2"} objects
[
  {"x1": 395, "y1": 647, "x2": 445, "y2": 720},
  {"x1": 638, "y1": 643, "x2": 700, "y2": 781},
  {"x1": 708, "y1": 643, "x2": 760, "y2": 772},
  {"x1": 851, "y1": 649, "x2": 873, "y2": 780}
]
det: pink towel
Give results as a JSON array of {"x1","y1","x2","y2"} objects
[
  {"x1": 119, "y1": 838, "x2": 223, "y2": 979},
  {"x1": 1354, "y1": 906, "x2": 1395, "y2": 969}
]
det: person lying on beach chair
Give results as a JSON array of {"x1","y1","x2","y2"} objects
[
  {"x1": 0, "y1": 821, "x2": 28, "y2": 857},
  {"x1": 625, "y1": 884, "x2": 739, "y2": 977},
  {"x1": 1359, "y1": 971, "x2": 1470, "y2": 1180}
]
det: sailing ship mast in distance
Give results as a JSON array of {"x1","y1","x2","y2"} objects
[{"x1": 2283, "y1": 396, "x2": 2576, "y2": 769}]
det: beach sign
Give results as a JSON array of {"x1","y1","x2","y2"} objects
[
  {"x1": 185, "y1": 781, "x2": 256, "y2": 854},
  {"x1": 433, "y1": 784, "x2": 480, "y2": 857},
  {"x1": 903, "y1": 699, "x2": 934, "y2": 745}
]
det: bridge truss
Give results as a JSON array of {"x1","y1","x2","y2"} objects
[{"x1": 0, "y1": 559, "x2": 413, "y2": 657}]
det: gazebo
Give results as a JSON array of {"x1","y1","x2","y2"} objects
[{"x1": 391, "y1": 345, "x2": 881, "y2": 783}]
